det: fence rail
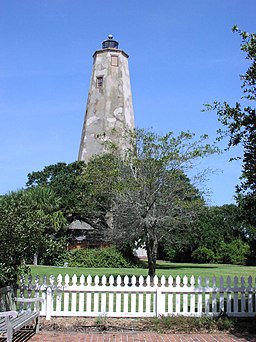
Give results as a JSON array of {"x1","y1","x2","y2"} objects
[{"x1": 18, "y1": 274, "x2": 256, "y2": 319}]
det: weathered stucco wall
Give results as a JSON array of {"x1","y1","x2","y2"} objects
[{"x1": 78, "y1": 47, "x2": 135, "y2": 162}]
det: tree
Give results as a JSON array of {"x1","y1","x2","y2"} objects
[
  {"x1": 24, "y1": 129, "x2": 216, "y2": 276},
  {"x1": 190, "y1": 204, "x2": 253, "y2": 264},
  {"x1": 108, "y1": 129, "x2": 216, "y2": 277},
  {"x1": 26, "y1": 159, "x2": 116, "y2": 241},
  {"x1": 204, "y1": 27, "x2": 256, "y2": 226},
  {"x1": 0, "y1": 187, "x2": 66, "y2": 286},
  {"x1": 26, "y1": 161, "x2": 86, "y2": 222},
  {"x1": 194, "y1": 204, "x2": 243, "y2": 251},
  {"x1": 162, "y1": 204, "x2": 245, "y2": 263}
]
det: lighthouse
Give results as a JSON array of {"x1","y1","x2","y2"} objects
[{"x1": 78, "y1": 35, "x2": 135, "y2": 162}]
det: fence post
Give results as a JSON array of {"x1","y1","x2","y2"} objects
[{"x1": 46, "y1": 287, "x2": 52, "y2": 320}]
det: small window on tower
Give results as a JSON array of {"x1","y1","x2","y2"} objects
[
  {"x1": 96, "y1": 76, "x2": 103, "y2": 88},
  {"x1": 111, "y1": 55, "x2": 118, "y2": 66}
]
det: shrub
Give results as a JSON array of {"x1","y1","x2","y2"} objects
[
  {"x1": 39, "y1": 237, "x2": 68, "y2": 266},
  {"x1": 0, "y1": 264, "x2": 16, "y2": 288},
  {"x1": 216, "y1": 239, "x2": 250, "y2": 265},
  {"x1": 191, "y1": 246, "x2": 215, "y2": 263},
  {"x1": 163, "y1": 247, "x2": 177, "y2": 262},
  {"x1": 67, "y1": 246, "x2": 134, "y2": 268},
  {"x1": 147, "y1": 315, "x2": 235, "y2": 333},
  {"x1": 0, "y1": 263, "x2": 30, "y2": 288}
]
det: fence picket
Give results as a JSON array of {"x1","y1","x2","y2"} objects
[
  {"x1": 234, "y1": 276, "x2": 239, "y2": 313},
  {"x1": 197, "y1": 276, "x2": 202, "y2": 314},
  {"x1": 241, "y1": 277, "x2": 246, "y2": 313},
  {"x1": 71, "y1": 275, "x2": 77, "y2": 313},
  {"x1": 175, "y1": 276, "x2": 181, "y2": 314},
  {"x1": 137, "y1": 276, "x2": 143, "y2": 313},
  {"x1": 248, "y1": 276, "x2": 253, "y2": 313},
  {"x1": 205, "y1": 277, "x2": 210, "y2": 314},
  {"x1": 219, "y1": 276, "x2": 224, "y2": 313},
  {"x1": 78, "y1": 275, "x2": 85, "y2": 313},
  {"x1": 34, "y1": 275, "x2": 40, "y2": 312},
  {"x1": 226, "y1": 276, "x2": 232, "y2": 314},
  {"x1": 167, "y1": 275, "x2": 173, "y2": 314},
  {"x1": 27, "y1": 274, "x2": 33, "y2": 312},
  {"x1": 40, "y1": 275, "x2": 47, "y2": 315},
  {"x1": 56, "y1": 274, "x2": 62, "y2": 314},
  {"x1": 189, "y1": 276, "x2": 195, "y2": 314},
  {"x1": 108, "y1": 275, "x2": 114, "y2": 315},
  {"x1": 183, "y1": 276, "x2": 188, "y2": 314}
]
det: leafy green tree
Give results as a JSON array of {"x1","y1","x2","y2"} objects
[
  {"x1": 108, "y1": 129, "x2": 217, "y2": 277},
  {"x1": 27, "y1": 159, "x2": 117, "y2": 241},
  {"x1": 187, "y1": 204, "x2": 255, "y2": 265},
  {"x1": 27, "y1": 161, "x2": 86, "y2": 222},
  {"x1": 215, "y1": 239, "x2": 250, "y2": 265},
  {"x1": 161, "y1": 204, "x2": 249, "y2": 263},
  {"x1": 0, "y1": 187, "x2": 66, "y2": 286},
  {"x1": 204, "y1": 27, "x2": 256, "y2": 227},
  {"x1": 195, "y1": 204, "x2": 243, "y2": 251},
  {"x1": 80, "y1": 153, "x2": 120, "y2": 227}
]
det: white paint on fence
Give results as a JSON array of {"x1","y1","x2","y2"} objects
[{"x1": 18, "y1": 274, "x2": 256, "y2": 320}]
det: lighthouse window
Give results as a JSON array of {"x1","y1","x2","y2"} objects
[
  {"x1": 111, "y1": 55, "x2": 118, "y2": 66},
  {"x1": 96, "y1": 76, "x2": 103, "y2": 88}
]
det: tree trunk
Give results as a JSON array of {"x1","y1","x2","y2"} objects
[
  {"x1": 33, "y1": 253, "x2": 38, "y2": 266},
  {"x1": 145, "y1": 236, "x2": 158, "y2": 279}
]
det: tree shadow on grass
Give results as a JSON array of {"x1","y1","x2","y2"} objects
[{"x1": 155, "y1": 263, "x2": 220, "y2": 270}]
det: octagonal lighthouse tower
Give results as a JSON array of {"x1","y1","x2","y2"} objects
[{"x1": 78, "y1": 35, "x2": 135, "y2": 162}]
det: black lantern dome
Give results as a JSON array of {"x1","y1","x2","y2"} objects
[{"x1": 102, "y1": 35, "x2": 119, "y2": 49}]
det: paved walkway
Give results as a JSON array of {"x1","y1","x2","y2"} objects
[
  {"x1": 28, "y1": 331, "x2": 255, "y2": 342},
  {"x1": 1, "y1": 330, "x2": 255, "y2": 342}
]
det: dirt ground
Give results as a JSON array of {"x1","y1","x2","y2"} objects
[
  {"x1": 40, "y1": 317, "x2": 152, "y2": 333},
  {"x1": 39, "y1": 315, "x2": 256, "y2": 336}
]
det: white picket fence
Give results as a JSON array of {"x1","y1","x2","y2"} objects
[{"x1": 18, "y1": 274, "x2": 256, "y2": 319}]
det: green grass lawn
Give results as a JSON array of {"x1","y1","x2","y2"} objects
[{"x1": 28, "y1": 261, "x2": 256, "y2": 285}]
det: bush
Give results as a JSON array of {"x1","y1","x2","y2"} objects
[
  {"x1": 147, "y1": 315, "x2": 256, "y2": 334},
  {"x1": 163, "y1": 247, "x2": 177, "y2": 262},
  {"x1": 67, "y1": 246, "x2": 134, "y2": 268},
  {"x1": 191, "y1": 246, "x2": 215, "y2": 263},
  {"x1": 0, "y1": 263, "x2": 30, "y2": 288},
  {"x1": 39, "y1": 237, "x2": 68, "y2": 266},
  {"x1": 216, "y1": 239, "x2": 250, "y2": 265},
  {"x1": 147, "y1": 315, "x2": 235, "y2": 333},
  {"x1": 0, "y1": 264, "x2": 17, "y2": 288}
]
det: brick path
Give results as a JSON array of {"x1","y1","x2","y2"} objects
[
  {"x1": 28, "y1": 331, "x2": 255, "y2": 342},
  {"x1": 1, "y1": 330, "x2": 255, "y2": 341}
]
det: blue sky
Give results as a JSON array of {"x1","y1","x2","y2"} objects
[{"x1": 0, "y1": 0, "x2": 255, "y2": 205}]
